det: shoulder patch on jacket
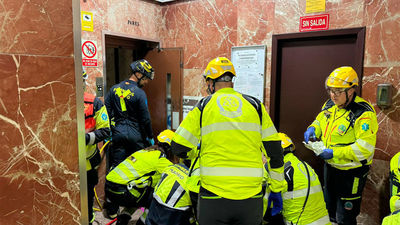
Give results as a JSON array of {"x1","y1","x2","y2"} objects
[
  {"x1": 322, "y1": 99, "x2": 335, "y2": 111},
  {"x1": 195, "y1": 95, "x2": 212, "y2": 112},
  {"x1": 242, "y1": 94, "x2": 262, "y2": 124},
  {"x1": 347, "y1": 100, "x2": 374, "y2": 127}
]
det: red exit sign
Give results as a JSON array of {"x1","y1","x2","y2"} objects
[{"x1": 300, "y1": 14, "x2": 329, "y2": 32}]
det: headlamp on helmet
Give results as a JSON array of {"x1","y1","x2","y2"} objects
[{"x1": 130, "y1": 59, "x2": 155, "y2": 80}]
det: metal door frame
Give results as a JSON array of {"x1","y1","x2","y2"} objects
[{"x1": 270, "y1": 27, "x2": 366, "y2": 124}]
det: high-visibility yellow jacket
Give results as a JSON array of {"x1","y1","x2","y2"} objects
[
  {"x1": 172, "y1": 88, "x2": 284, "y2": 200},
  {"x1": 106, "y1": 149, "x2": 173, "y2": 197},
  {"x1": 280, "y1": 153, "x2": 330, "y2": 225},
  {"x1": 186, "y1": 147, "x2": 200, "y2": 194},
  {"x1": 153, "y1": 164, "x2": 192, "y2": 211},
  {"x1": 390, "y1": 152, "x2": 400, "y2": 196},
  {"x1": 382, "y1": 194, "x2": 400, "y2": 225},
  {"x1": 309, "y1": 96, "x2": 378, "y2": 170},
  {"x1": 84, "y1": 92, "x2": 110, "y2": 171},
  {"x1": 382, "y1": 213, "x2": 400, "y2": 225}
]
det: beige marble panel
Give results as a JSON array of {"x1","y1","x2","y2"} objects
[
  {"x1": 0, "y1": 55, "x2": 80, "y2": 224},
  {"x1": 100, "y1": 0, "x2": 161, "y2": 39},
  {"x1": 183, "y1": 68, "x2": 207, "y2": 97}
]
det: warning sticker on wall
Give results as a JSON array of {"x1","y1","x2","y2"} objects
[
  {"x1": 306, "y1": 0, "x2": 325, "y2": 14},
  {"x1": 299, "y1": 14, "x2": 329, "y2": 32},
  {"x1": 82, "y1": 40, "x2": 98, "y2": 67},
  {"x1": 81, "y1": 11, "x2": 94, "y2": 32}
]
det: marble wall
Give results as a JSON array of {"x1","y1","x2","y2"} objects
[
  {"x1": 80, "y1": 0, "x2": 161, "y2": 95},
  {"x1": 0, "y1": 0, "x2": 81, "y2": 224},
  {"x1": 158, "y1": 1, "x2": 399, "y2": 224},
  {"x1": 9, "y1": 0, "x2": 392, "y2": 224}
]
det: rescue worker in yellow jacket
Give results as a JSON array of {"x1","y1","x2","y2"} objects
[
  {"x1": 304, "y1": 66, "x2": 378, "y2": 225},
  {"x1": 390, "y1": 152, "x2": 400, "y2": 196},
  {"x1": 145, "y1": 163, "x2": 196, "y2": 225},
  {"x1": 171, "y1": 57, "x2": 285, "y2": 225},
  {"x1": 263, "y1": 133, "x2": 331, "y2": 225},
  {"x1": 105, "y1": 130, "x2": 177, "y2": 225},
  {"x1": 382, "y1": 193, "x2": 400, "y2": 225},
  {"x1": 83, "y1": 70, "x2": 111, "y2": 225}
]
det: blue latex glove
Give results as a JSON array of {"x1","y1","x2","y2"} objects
[
  {"x1": 318, "y1": 149, "x2": 333, "y2": 160},
  {"x1": 146, "y1": 138, "x2": 155, "y2": 146},
  {"x1": 267, "y1": 192, "x2": 283, "y2": 216},
  {"x1": 304, "y1": 127, "x2": 316, "y2": 143}
]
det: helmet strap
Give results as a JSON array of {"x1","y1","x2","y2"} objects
[
  {"x1": 207, "y1": 80, "x2": 216, "y2": 94},
  {"x1": 134, "y1": 72, "x2": 145, "y2": 88},
  {"x1": 341, "y1": 88, "x2": 354, "y2": 108}
]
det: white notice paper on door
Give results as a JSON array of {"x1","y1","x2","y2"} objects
[{"x1": 172, "y1": 111, "x2": 180, "y2": 130}]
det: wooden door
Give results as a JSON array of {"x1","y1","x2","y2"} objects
[
  {"x1": 270, "y1": 28, "x2": 365, "y2": 178},
  {"x1": 144, "y1": 48, "x2": 183, "y2": 137}
]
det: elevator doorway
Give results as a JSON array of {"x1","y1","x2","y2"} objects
[{"x1": 104, "y1": 34, "x2": 183, "y2": 136}]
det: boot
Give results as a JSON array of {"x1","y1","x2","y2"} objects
[
  {"x1": 116, "y1": 214, "x2": 131, "y2": 225},
  {"x1": 103, "y1": 200, "x2": 119, "y2": 220}
]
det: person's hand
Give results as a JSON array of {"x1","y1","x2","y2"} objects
[
  {"x1": 267, "y1": 192, "x2": 283, "y2": 216},
  {"x1": 146, "y1": 137, "x2": 155, "y2": 146},
  {"x1": 304, "y1": 127, "x2": 316, "y2": 143},
  {"x1": 318, "y1": 149, "x2": 333, "y2": 160}
]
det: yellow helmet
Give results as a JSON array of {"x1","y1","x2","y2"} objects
[
  {"x1": 157, "y1": 129, "x2": 175, "y2": 146},
  {"x1": 390, "y1": 194, "x2": 400, "y2": 213},
  {"x1": 326, "y1": 66, "x2": 359, "y2": 88},
  {"x1": 278, "y1": 133, "x2": 295, "y2": 152},
  {"x1": 203, "y1": 57, "x2": 236, "y2": 80}
]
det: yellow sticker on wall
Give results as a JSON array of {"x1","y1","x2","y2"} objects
[
  {"x1": 81, "y1": 11, "x2": 93, "y2": 32},
  {"x1": 306, "y1": 0, "x2": 326, "y2": 13}
]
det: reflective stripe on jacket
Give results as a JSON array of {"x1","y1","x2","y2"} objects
[
  {"x1": 390, "y1": 152, "x2": 400, "y2": 196},
  {"x1": 172, "y1": 88, "x2": 284, "y2": 200},
  {"x1": 185, "y1": 147, "x2": 200, "y2": 194},
  {"x1": 309, "y1": 96, "x2": 378, "y2": 170},
  {"x1": 153, "y1": 164, "x2": 191, "y2": 211},
  {"x1": 280, "y1": 153, "x2": 330, "y2": 225},
  {"x1": 106, "y1": 149, "x2": 173, "y2": 196},
  {"x1": 84, "y1": 92, "x2": 110, "y2": 171}
]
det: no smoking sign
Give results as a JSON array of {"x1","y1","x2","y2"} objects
[{"x1": 82, "y1": 40, "x2": 98, "y2": 67}]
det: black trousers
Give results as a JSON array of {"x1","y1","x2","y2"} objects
[
  {"x1": 105, "y1": 124, "x2": 148, "y2": 216},
  {"x1": 87, "y1": 169, "x2": 98, "y2": 224},
  {"x1": 324, "y1": 163, "x2": 369, "y2": 225},
  {"x1": 109, "y1": 124, "x2": 147, "y2": 170},
  {"x1": 145, "y1": 199, "x2": 193, "y2": 225},
  {"x1": 104, "y1": 181, "x2": 154, "y2": 214},
  {"x1": 198, "y1": 187, "x2": 263, "y2": 225}
]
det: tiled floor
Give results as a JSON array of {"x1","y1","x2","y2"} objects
[{"x1": 92, "y1": 209, "x2": 143, "y2": 225}]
